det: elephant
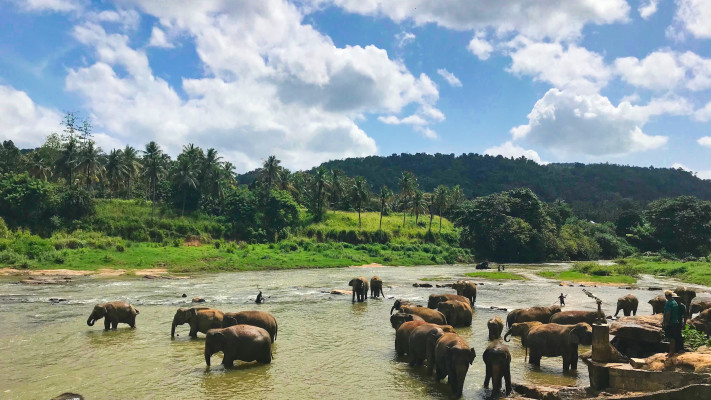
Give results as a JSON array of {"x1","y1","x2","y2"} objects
[
  {"x1": 204, "y1": 325, "x2": 271, "y2": 367},
  {"x1": 222, "y1": 310, "x2": 278, "y2": 343},
  {"x1": 395, "y1": 320, "x2": 429, "y2": 356},
  {"x1": 171, "y1": 307, "x2": 224, "y2": 338},
  {"x1": 483, "y1": 339, "x2": 512, "y2": 396},
  {"x1": 504, "y1": 321, "x2": 542, "y2": 361},
  {"x1": 649, "y1": 295, "x2": 666, "y2": 314},
  {"x1": 349, "y1": 276, "x2": 369, "y2": 302},
  {"x1": 691, "y1": 296, "x2": 711, "y2": 316},
  {"x1": 615, "y1": 294, "x2": 639, "y2": 317},
  {"x1": 407, "y1": 323, "x2": 455, "y2": 369},
  {"x1": 400, "y1": 305, "x2": 447, "y2": 325},
  {"x1": 427, "y1": 293, "x2": 470, "y2": 309},
  {"x1": 675, "y1": 286, "x2": 697, "y2": 318},
  {"x1": 550, "y1": 310, "x2": 603, "y2": 325},
  {"x1": 506, "y1": 306, "x2": 561, "y2": 327},
  {"x1": 390, "y1": 299, "x2": 419, "y2": 314},
  {"x1": 434, "y1": 333, "x2": 476, "y2": 398},
  {"x1": 452, "y1": 280, "x2": 477, "y2": 305},
  {"x1": 487, "y1": 315, "x2": 504, "y2": 340},
  {"x1": 390, "y1": 312, "x2": 425, "y2": 329},
  {"x1": 437, "y1": 300, "x2": 473, "y2": 327},
  {"x1": 690, "y1": 308, "x2": 711, "y2": 336},
  {"x1": 370, "y1": 276, "x2": 384, "y2": 298},
  {"x1": 526, "y1": 322, "x2": 593, "y2": 371},
  {"x1": 86, "y1": 301, "x2": 139, "y2": 330},
  {"x1": 52, "y1": 393, "x2": 84, "y2": 400}
]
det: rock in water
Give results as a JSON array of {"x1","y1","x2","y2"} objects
[
  {"x1": 610, "y1": 314, "x2": 664, "y2": 343},
  {"x1": 330, "y1": 289, "x2": 352, "y2": 295}
]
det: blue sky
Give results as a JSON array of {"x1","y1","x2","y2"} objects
[{"x1": 1, "y1": 0, "x2": 711, "y2": 176}]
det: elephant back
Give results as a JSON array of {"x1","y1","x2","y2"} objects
[
  {"x1": 223, "y1": 310, "x2": 278, "y2": 342},
  {"x1": 550, "y1": 310, "x2": 600, "y2": 325}
]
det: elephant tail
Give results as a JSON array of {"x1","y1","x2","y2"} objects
[{"x1": 275, "y1": 321, "x2": 278, "y2": 341}]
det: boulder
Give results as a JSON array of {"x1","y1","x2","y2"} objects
[
  {"x1": 630, "y1": 350, "x2": 711, "y2": 373},
  {"x1": 20, "y1": 276, "x2": 71, "y2": 285},
  {"x1": 691, "y1": 296, "x2": 711, "y2": 316},
  {"x1": 412, "y1": 283, "x2": 432, "y2": 288},
  {"x1": 690, "y1": 309, "x2": 711, "y2": 336},
  {"x1": 330, "y1": 289, "x2": 352, "y2": 295},
  {"x1": 192, "y1": 297, "x2": 206, "y2": 303},
  {"x1": 611, "y1": 314, "x2": 664, "y2": 343}
]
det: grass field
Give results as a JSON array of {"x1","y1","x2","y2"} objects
[
  {"x1": 537, "y1": 270, "x2": 637, "y2": 284},
  {"x1": 305, "y1": 211, "x2": 456, "y2": 240},
  {"x1": 465, "y1": 271, "x2": 526, "y2": 280},
  {"x1": 613, "y1": 257, "x2": 711, "y2": 286}
]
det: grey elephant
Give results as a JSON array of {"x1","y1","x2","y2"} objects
[
  {"x1": 487, "y1": 315, "x2": 504, "y2": 340},
  {"x1": 400, "y1": 305, "x2": 447, "y2": 325},
  {"x1": 550, "y1": 310, "x2": 603, "y2": 325},
  {"x1": 171, "y1": 307, "x2": 224, "y2": 338},
  {"x1": 527, "y1": 322, "x2": 593, "y2": 371},
  {"x1": 690, "y1": 296, "x2": 711, "y2": 316},
  {"x1": 390, "y1": 299, "x2": 419, "y2": 314},
  {"x1": 204, "y1": 325, "x2": 272, "y2": 367},
  {"x1": 675, "y1": 286, "x2": 697, "y2": 318},
  {"x1": 408, "y1": 323, "x2": 455, "y2": 368},
  {"x1": 390, "y1": 312, "x2": 424, "y2": 329},
  {"x1": 437, "y1": 300, "x2": 473, "y2": 327},
  {"x1": 506, "y1": 306, "x2": 561, "y2": 327},
  {"x1": 615, "y1": 294, "x2": 639, "y2": 317},
  {"x1": 648, "y1": 295, "x2": 666, "y2": 314},
  {"x1": 86, "y1": 301, "x2": 139, "y2": 330},
  {"x1": 395, "y1": 320, "x2": 429, "y2": 356},
  {"x1": 504, "y1": 321, "x2": 542, "y2": 361},
  {"x1": 370, "y1": 276, "x2": 384, "y2": 298},
  {"x1": 427, "y1": 293, "x2": 469, "y2": 309},
  {"x1": 483, "y1": 339, "x2": 512, "y2": 396},
  {"x1": 434, "y1": 333, "x2": 476, "y2": 398},
  {"x1": 222, "y1": 310, "x2": 278, "y2": 343},
  {"x1": 452, "y1": 280, "x2": 477, "y2": 305},
  {"x1": 349, "y1": 276, "x2": 369, "y2": 302}
]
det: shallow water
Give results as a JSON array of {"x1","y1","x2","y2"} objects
[{"x1": 0, "y1": 264, "x2": 694, "y2": 399}]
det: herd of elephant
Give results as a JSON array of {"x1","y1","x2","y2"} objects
[{"x1": 82, "y1": 276, "x2": 708, "y2": 399}]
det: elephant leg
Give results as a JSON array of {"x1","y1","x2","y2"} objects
[
  {"x1": 352, "y1": 290, "x2": 356, "y2": 303},
  {"x1": 112, "y1": 320, "x2": 118, "y2": 330},
  {"x1": 504, "y1": 366, "x2": 512, "y2": 395},
  {"x1": 633, "y1": 308, "x2": 637, "y2": 316},
  {"x1": 614, "y1": 308, "x2": 620, "y2": 317},
  {"x1": 562, "y1": 353, "x2": 571, "y2": 371},
  {"x1": 103, "y1": 319, "x2": 111, "y2": 330},
  {"x1": 528, "y1": 352, "x2": 541, "y2": 366},
  {"x1": 222, "y1": 356, "x2": 234, "y2": 368},
  {"x1": 129, "y1": 316, "x2": 136, "y2": 328},
  {"x1": 571, "y1": 351, "x2": 579, "y2": 370},
  {"x1": 484, "y1": 364, "x2": 491, "y2": 388},
  {"x1": 408, "y1": 353, "x2": 417, "y2": 367},
  {"x1": 189, "y1": 325, "x2": 198, "y2": 338}
]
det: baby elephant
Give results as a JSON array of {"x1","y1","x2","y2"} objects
[
  {"x1": 483, "y1": 340, "x2": 512, "y2": 396},
  {"x1": 86, "y1": 301, "x2": 139, "y2": 330},
  {"x1": 205, "y1": 325, "x2": 272, "y2": 367},
  {"x1": 487, "y1": 315, "x2": 504, "y2": 340}
]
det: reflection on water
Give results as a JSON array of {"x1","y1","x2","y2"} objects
[{"x1": 0, "y1": 264, "x2": 691, "y2": 399}]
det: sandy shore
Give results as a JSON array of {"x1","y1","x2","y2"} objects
[{"x1": 0, "y1": 267, "x2": 170, "y2": 277}]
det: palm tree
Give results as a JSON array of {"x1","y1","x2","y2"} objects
[
  {"x1": 27, "y1": 152, "x2": 52, "y2": 181},
  {"x1": 398, "y1": 171, "x2": 417, "y2": 226},
  {"x1": 104, "y1": 149, "x2": 125, "y2": 197},
  {"x1": 77, "y1": 141, "x2": 104, "y2": 191},
  {"x1": 222, "y1": 162, "x2": 237, "y2": 186},
  {"x1": 352, "y1": 176, "x2": 370, "y2": 229},
  {"x1": 142, "y1": 141, "x2": 166, "y2": 218},
  {"x1": 450, "y1": 185, "x2": 464, "y2": 207},
  {"x1": 54, "y1": 136, "x2": 79, "y2": 186},
  {"x1": 201, "y1": 148, "x2": 223, "y2": 200},
  {"x1": 378, "y1": 185, "x2": 392, "y2": 230},
  {"x1": 410, "y1": 190, "x2": 427, "y2": 225},
  {"x1": 261, "y1": 155, "x2": 281, "y2": 190},
  {"x1": 433, "y1": 185, "x2": 450, "y2": 233},
  {"x1": 121, "y1": 145, "x2": 142, "y2": 198},
  {"x1": 313, "y1": 167, "x2": 330, "y2": 220},
  {"x1": 330, "y1": 169, "x2": 344, "y2": 211},
  {"x1": 172, "y1": 156, "x2": 198, "y2": 216}
]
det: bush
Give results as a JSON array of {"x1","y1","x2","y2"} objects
[{"x1": 116, "y1": 244, "x2": 125, "y2": 252}]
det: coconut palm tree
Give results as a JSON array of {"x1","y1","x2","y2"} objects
[
  {"x1": 77, "y1": 141, "x2": 104, "y2": 191},
  {"x1": 313, "y1": 167, "x2": 330, "y2": 220},
  {"x1": 54, "y1": 136, "x2": 79, "y2": 187},
  {"x1": 200, "y1": 148, "x2": 224, "y2": 201},
  {"x1": 104, "y1": 149, "x2": 125, "y2": 197},
  {"x1": 142, "y1": 141, "x2": 166, "y2": 218},
  {"x1": 410, "y1": 190, "x2": 427, "y2": 225},
  {"x1": 261, "y1": 155, "x2": 281, "y2": 190},
  {"x1": 172, "y1": 156, "x2": 198, "y2": 216},
  {"x1": 330, "y1": 169, "x2": 344, "y2": 212},
  {"x1": 398, "y1": 171, "x2": 417, "y2": 226},
  {"x1": 121, "y1": 145, "x2": 142, "y2": 198},
  {"x1": 378, "y1": 185, "x2": 392, "y2": 230},
  {"x1": 450, "y1": 185, "x2": 464, "y2": 207},
  {"x1": 433, "y1": 185, "x2": 450, "y2": 233},
  {"x1": 27, "y1": 152, "x2": 52, "y2": 181},
  {"x1": 351, "y1": 176, "x2": 370, "y2": 229}
]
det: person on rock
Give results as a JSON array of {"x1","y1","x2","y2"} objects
[{"x1": 663, "y1": 290, "x2": 684, "y2": 356}]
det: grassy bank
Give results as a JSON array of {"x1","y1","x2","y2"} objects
[
  {"x1": 465, "y1": 271, "x2": 526, "y2": 280},
  {"x1": 614, "y1": 257, "x2": 711, "y2": 286},
  {"x1": 537, "y1": 270, "x2": 637, "y2": 284}
]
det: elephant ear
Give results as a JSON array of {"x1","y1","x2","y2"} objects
[
  {"x1": 568, "y1": 324, "x2": 586, "y2": 344},
  {"x1": 348, "y1": 279, "x2": 355, "y2": 286},
  {"x1": 96, "y1": 304, "x2": 107, "y2": 317}
]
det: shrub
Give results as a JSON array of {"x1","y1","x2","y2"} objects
[{"x1": 116, "y1": 244, "x2": 125, "y2": 252}]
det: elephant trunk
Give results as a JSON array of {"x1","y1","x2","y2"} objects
[
  {"x1": 503, "y1": 330, "x2": 511, "y2": 342},
  {"x1": 171, "y1": 316, "x2": 178, "y2": 337},
  {"x1": 205, "y1": 349, "x2": 212, "y2": 366},
  {"x1": 87, "y1": 316, "x2": 95, "y2": 326},
  {"x1": 390, "y1": 305, "x2": 396, "y2": 315}
]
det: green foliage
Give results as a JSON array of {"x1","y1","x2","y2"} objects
[
  {"x1": 683, "y1": 325, "x2": 711, "y2": 350},
  {"x1": 0, "y1": 217, "x2": 8, "y2": 239},
  {"x1": 0, "y1": 173, "x2": 58, "y2": 234},
  {"x1": 465, "y1": 271, "x2": 526, "y2": 280},
  {"x1": 538, "y1": 269, "x2": 637, "y2": 284},
  {"x1": 645, "y1": 196, "x2": 711, "y2": 256}
]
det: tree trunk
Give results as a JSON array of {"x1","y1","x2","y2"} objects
[
  {"x1": 181, "y1": 190, "x2": 186, "y2": 216},
  {"x1": 358, "y1": 207, "x2": 362, "y2": 229},
  {"x1": 439, "y1": 215, "x2": 443, "y2": 233},
  {"x1": 380, "y1": 206, "x2": 384, "y2": 230},
  {"x1": 429, "y1": 213, "x2": 433, "y2": 232}
]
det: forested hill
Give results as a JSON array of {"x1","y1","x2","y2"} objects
[{"x1": 239, "y1": 153, "x2": 711, "y2": 221}]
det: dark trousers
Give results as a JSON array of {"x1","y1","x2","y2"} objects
[{"x1": 665, "y1": 323, "x2": 684, "y2": 351}]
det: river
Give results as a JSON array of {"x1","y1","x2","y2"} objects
[{"x1": 0, "y1": 264, "x2": 691, "y2": 399}]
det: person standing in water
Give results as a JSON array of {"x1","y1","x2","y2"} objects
[
  {"x1": 256, "y1": 290, "x2": 264, "y2": 304},
  {"x1": 558, "y1": 293, "x2": 567, "y2": 307}
]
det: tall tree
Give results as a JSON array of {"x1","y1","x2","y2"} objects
[
  {"x1": 398, "y1": 171, "x2": 417, "y2": 226},
  {"x1": 54, "y1": 136, "x2": 79, "y2": 187},
  {"x1": 433, "y1": 185, "x2": 450, "y2": 233},
  {"x1": 172, "y1": 156, "x2": 198, "y2": 216},
  {"x1": 77, "y1": 141, "x2": 104, "y2": 191},
  {"x1": 142, "y1": 141, "x2": 166, "y2": 218},
  {"x1": 104, "y1": 149, "x2": 125, "y2": 197},
  {"x1": 378, "y1": 185, "x2": 392, "y2": 230},
  {"x1": 313, "y1": 166, "x2": 330, "y2": 221},
  {"x1": 26, "y1": 151, "x2": 52, "y2": 182},
  {"x1": 330, "y1": 169, "x2": 344, "y2": 211},
  {"x1": 261, "y1": 155, "x2": 281, "y2": 190},
  {"x1": 351, "y1": 176, "x2": 370, "y2": 229},
  {"x1": 411, "y1": 190, "x2": 427, "y2": 225},
  {"x1": 121, "y1": 146, "x2": 142, "y2": 198}
]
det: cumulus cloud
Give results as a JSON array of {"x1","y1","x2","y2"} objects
[
  {"x1": 484, "y1": 141, "x2": 546, "y2": 164},
  {"x1": 615, "y1": 51, "x2": 686, "y2": 91},
  {"x1": 395, "y1": 31, "x2": 416, "y2": 48},
  {"x1": 0, "y1": 85, "x2": 62, "y2": 148},
  {"x1": 697, "y1": 136, "x2": 711, "y2": 147},
  {"x1": 468, "y1": 34, "x2": 493, "y2": 60},
  {"x1": 148, "y1": 27, "x2": 173, "y2": 48},
  {"x1": 65, "y1": 1, "x2": 441, "y2": 170},
  {"x1": 696, "y1": 102, "x2": 711, "y2": 122},
  {"x1": 510, "y1": 89, "x2": 686, "y2": 157},
  {"x1": 314, "y1": 0, "x2": 630, "y2": 40},
  {"x1": 436, "y1": 69, "x2": 462, "y2": 87},
  {"x1": 507, "y1": 38, "x2": 611, "y2": 93},
  {"x1": 13, "y1": 0, "x2": 80, "y2": 12},
  {"x1": 673, "y1": 0, "x2": 711, "y2": 39},
  {"x1": 88, "y1": 9, "x2": 140, "y2": 31},
  {"x1": 638, "y1": 0, "x2": 660, "y2": 19}
]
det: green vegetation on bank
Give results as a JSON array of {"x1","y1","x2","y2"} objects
[
  {"x1": 465, "y1": 271, "x2": 526, "y2": 280},
  {"x1": 537, "y1": 270, "x2": 637, "y2": 285},
  {"x1": 614, "y1": 257, "x2": 711, "y2": 287}
]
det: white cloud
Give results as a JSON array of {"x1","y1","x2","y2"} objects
[
  {"x1": 615, "y1": 51, "x2": 686, "y2": 90},
  {"x1": 0, "y1": 85, "x2": 62, "y2": 148},
  {"x1": 674, "y1": 0, "x2": 711, "y2": 39},
  {"x1": 697, "y1": 136, "x2": 711, "y2": 147},
  {"x1": 436, "y1": 68, "x2": 462, "y2": 87},
  {"x1": 88, "y1": 9, "x2": 140, "y2": 31},
  {"x1": 679, "y1": 52, "x2": 711, "y2": 91},
  {"x1": 148, "y1": 27, "x2": 173, "y2": 48},
  {"x1": 510, "y1": 89, "x2": 681, "y2": 157},
  {"x1": 315, "y1": 0, "x2": 630, "y2": 40},
  {"x1": 66, "y1": 1, "x2": 442, "y2": 170},
  {"x1": 468, "y1": 35, "x2": 493, "y2": 60},
  {"x1": 507, "y1": 38, "x2": 611, "y2": 93},
  {"x1": 638, "y1": 0, "x2": 660, "y2": 19},
  {"x1": 672, "y1": 162, "x2": 711, "y2": 179},
  {"x1": 13, "y1": 0, "x2": 80, "y2": 12},
  {"x1": 696, "y1": 102, "x2": 711, "y2": 121},
  {"x1": 395, "y1": 31, "x2": 416, "y2": 48},
  {"x1": 484, "y1": 141, "x2": 546, "y2": 164}
]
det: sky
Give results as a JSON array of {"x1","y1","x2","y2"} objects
[{"x1": 1, "y1": 0, "x2": 711, "y2": 176}]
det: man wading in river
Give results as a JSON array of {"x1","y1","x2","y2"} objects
[
  {"x1": 558, "y1": 293, "x2": 567, "y2": 307},
  {"x1": 663, "y1": 290, "x2": 684, "y2": 357}
]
